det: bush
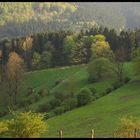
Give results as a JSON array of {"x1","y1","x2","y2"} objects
[
  {"x1": 77, "y1": 88, "x2": 92, "y2": 106},
  {"x1": 124, "y1": 77, "x2": 131, "y2": 83},
  {"x1": 105, "y1": 87, "x2": 113, "y2": 94},
  {"x1": 100, "y1": 91, "x2": 107, "y2": 96},
  {"x1": 27, "y1": 87, "x2": 35, "y2": 96},
  {"x1": 53, "y1": 91, "x2": 67, "y2": 102},
  {"x1": 94, "y1": 93, "x2": 102, "y2": 99},
  {"x1": 49, "y1": 97, "x2": 61, "y2": 109},
  {"x1": 0, "y1": 108, "x2": 8, "y2": 117},
  {"x1": 54, "y1": 80, "x2": 62, "y2": 86},
  {"x1": 53, "y1": 106, "x2": 65, "y2": 115},
  {"x1": 112, "y1": 81, "x2": 123, "y2": 90},
  {"x1": 18, "y1": 98, "x2": 32, "y2": 108},
  {"x1": 53, "y1": 91, "x2": 66, "y2": 101},
  {"x1": 61, "y1": 98, "x2": 78, "y2": 111},
  {"x1": 37, "y1": 102, "x2": 52, "y2": 113},
  {"x1": 31, "y1": 94, "x2": 40, "y2": 103},
  {"x1": 87, "y1": 57, "x2": 114, "y2": 83},
  {"x1": 92, "y1": 96, "x2": 97, "y2": 101},
  {"x1": 45, "y1": 112, "x2": 55, "y2": 120},
  {"x1": 89, "y1": 87, "x2": 96, "y2": 96},
  {"x1": 0, "y1": 121, "x2": 8, "y2": 137},
  {"x1": 38, "y1": 89, "x2": 48, "y2": 97},
  {"x1": 88, "y1": 76, "x2": 97, "y2": 83},
  {"x1": 116, "y1": 116, "x2": 139, "y2": 138},
  {"x1": 7, "y1": 111, "x2": 47, "y2": 138}
]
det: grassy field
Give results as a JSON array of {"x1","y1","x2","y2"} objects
[
  {"x1": 24, "y1": 64, "x2": 86, "y2": 92},
  {"x1": 26, "y1": 63, "x2": 117, "y2": 111},
  {"x1": 45, "y1": 80, "x2": 140, "y2": 138},
  {"x1": 24, "y1": 61, "x2": 138, "y2": 138},
  {"x1": 1, "y1": 62, "x2": 139, "y2": 138},
  {"x1": 41, "y1": 63, "x2": 140, "y2": 138},
  {"x1": 27, "y1": 62, "x2": 132, "y2": 110}
]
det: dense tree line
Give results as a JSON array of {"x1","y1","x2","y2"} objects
[{"x1": 0, "y1": 26, "x2": 140, "y2": 73}]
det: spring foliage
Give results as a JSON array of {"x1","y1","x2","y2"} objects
[
  {"x1": 91, "y1": 34, "x2": 113, "y2": 60},
  {"x1": 132, "y1": 46, "x2": 140, "y2": 74},
  {"x1": 87, "y1": 57, "x2": 114, "y2": 82},
  {"x1": 0, "y1": 111, "x2": 48, "y2": 138},
  {"x1": 0, "y1": 121, "x2": 8, "y2": 136},
  {"x1": 116, "y1": 116, "x2": 140, "y2": 138}
]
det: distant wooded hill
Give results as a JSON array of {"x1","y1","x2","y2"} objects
[{"x1": 0, "y1": 2, "x2": 140, "y2": 39}]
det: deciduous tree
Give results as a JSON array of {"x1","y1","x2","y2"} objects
[{"x1": 6, "y1": 52, "x2": 24, "y2": 105}]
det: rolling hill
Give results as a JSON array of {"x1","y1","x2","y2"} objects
[
  {"x1": 1, "y1": 60, "x2": 140, "y2": 138},
  {"x1": 45, "y1": 80, "x2": 140, "y2": 138},
  {"x1": 39, "y1": 63, "x2": 140, "y2": 138},
  {"x1": 18, "y1": 62, "x2": 140, "y2": 138},
  {"x1": 25, "y1": 62, "x2": 140, "y2": 138}
]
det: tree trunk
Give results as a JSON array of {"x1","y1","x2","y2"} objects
[{"x1": 14, "y1": 77, "x2": 18, "y2": 105}]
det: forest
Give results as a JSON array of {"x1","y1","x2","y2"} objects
[
  {"x1": 0, "y1": 26, "x2": 139, "y2": 71},
  {"x1": 1, "y1": 2, "x2": 140, "y2": 39}
]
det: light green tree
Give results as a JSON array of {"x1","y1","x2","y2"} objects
[
  {"x1": 0, "y1": 121, "x2": 8, "y2": 137},
  {"x1": 63, "y1": 35, "x2": 76, "y2": 64},
  {"x1": 40, "y1": 51, "x2": 52, "y2": 69},
  {"x1": 70, "y1": 42, "x2": 87, "y2": 64},
  {"x1": 116, "y1": 116, "x2": 140, "y2": 138},
  {"x1": 32, "y1": 52, "x2": 41, "y2": 70},
  {"x1": 7, "y1": 111, "x2": 47, "y2": 138},
  {"x1": 87, "y1": 57, "x2": 114, "y2": 82},
  {"x1": 132, "y1": 46, "x2": 140, "y2": 75},
  {"x1": 91, "y1": 34, "x2": 113, "y2": 60}
]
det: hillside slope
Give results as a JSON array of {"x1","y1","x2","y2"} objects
[
  {"x1": 0, "y1": 61, "x2": 138, "y2": 138},
  {"x1": 45, "y1": 78, "x2": 140, "y2": 138},
  {"x1": 33, "y1": 63, "x2": 140, "y2": 138}
]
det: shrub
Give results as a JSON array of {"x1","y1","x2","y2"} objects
[
  {"x1": 0, "y1": 108, "x2": 8, "y2": 117},
  {"x1": 24, "y1": 106, "x2": 30, "y2": 112},
  {"x1": 45, "y1": 112, "x2": 55, "y2": 120},
  {"x1": 18, "y1": 98, "x2": 32, "y2": 108},
  {"x1": 53, "y1": 106, "x2": 65, "y2": 115},
  {"x1": 88, "y1": 76, "x2": 97, "y2": 83},
  {"x1": 100, "y1": 89, "x2": 111, "y2": 97},
  {"x1": 89, "y1": 87, "x2": 96, "y2": 96},
  {"x1": 54, "y1": 80, "x2": 62, "y2": 86},
  {"x1": 53, "y1": 91, "x2": 67, "y2": 102},
  {"x1": 49, "y1": 97, "x2": 61, "y2": 109},
  {"x1": 0, "y1": 121, "x2": 8, "y2": 137},
  {"x1": 27, "y1": 87, "x2": 35, "y2": 96},
  {"x1": 112, "y1": 81, "x2": 123, "y2": 90},
  {"x1": 77, "y1": 88, "x2": 92, "y2": 106},
  {"x1": 38, "y1": 89, "x2": 48, "y2": 97},
  {"x1": 7, "y1": 111, "x2": 47, "y2": 138},
  {"x1": 116, "y1": 116, "x2": 139, "y2": 138},
  {"x1": 92, "y1": 96, "x2": 96, "y2": 101},
  {"x1": 31, "y1": 94, "x2": 40, "y2": 103},
  {"x1": 37, "y1": 102, "x2": 52, "y2": 113},
  {"x1": 35, "y1": 93, "x2": 41, "y2": 100},
  {"x1": 61, "y1": 98, "x2": 78, "y2": 111},
  {"x1": 101, "y1": 91, "x2": 107, "y2": 96},
  {"x1": 87, "y1": 57, "x2": 114, "y2": 83},
  {"x1": 124, "y1": 77, "x2": 131, "y2": 84},
  {"x1": 105, "y1": 87, "x2": 113, "y2": 94},
  {"x1": 94, "y1": 93, "x2": 102, "y2": 99}
]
